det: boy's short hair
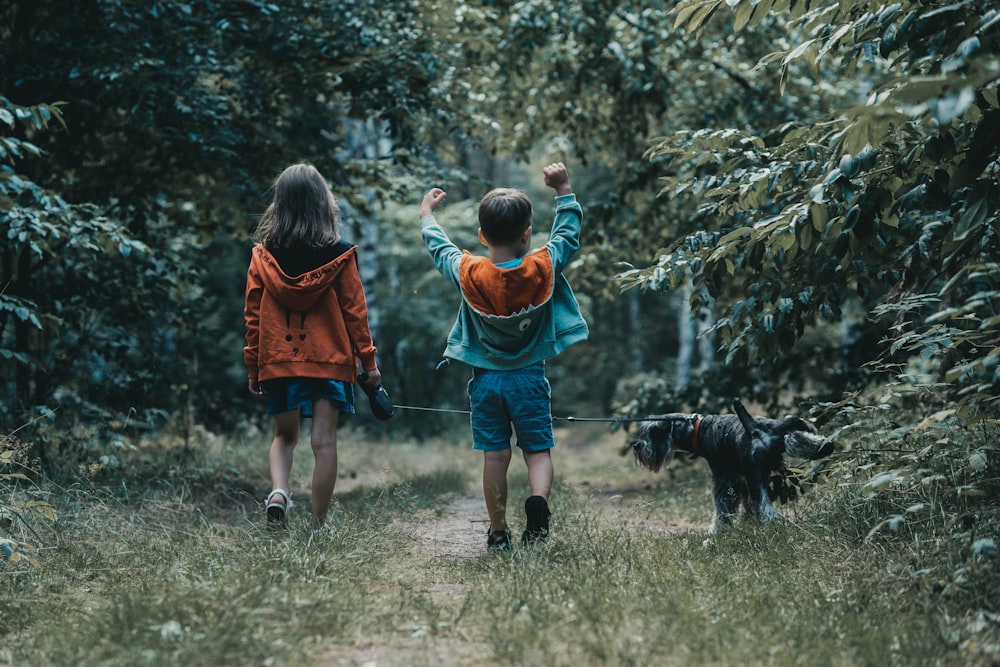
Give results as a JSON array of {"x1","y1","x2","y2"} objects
[{"x1": 478, "y1": 188, "x2": 533, "y2": 246}]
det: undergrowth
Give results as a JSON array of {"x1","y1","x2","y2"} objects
[{"x1": 2, "y1": 401, "x2": 998, "y2": 666}]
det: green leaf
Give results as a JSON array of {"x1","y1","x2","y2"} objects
[
  {"x1": 673, "y1": 1, "x2": 710, "y2": 30},
  {"x1": 819, "y1": 22, "x2": 855, "y2": 59},
  {"x1": 733, "y1": 0, "x2": 755, "y2": 30},
  {"x1": 952, "y1": 198, "x2": 989, "y2": 242},
  {"x1": 750, "y1": 0, "x2": 777, "y2": 27},
  {"x1": 682, "y1": 0, "x2": 723, "y2": 35},
  {"x1": 781, "y1": 38, "x2": 817, "y2": 67},
  {"x1": 719, "y1": 227, "x2": 751, "y2": 244},
  {"x1": 773, "y1": 227, "x2": 797, "y2": 252},
  {"x1": 810, "y1": 203, "x2": 829, "y2": 230}
]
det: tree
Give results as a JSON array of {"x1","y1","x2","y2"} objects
[
  {"x1": 624, "y1": 0, "x2": 1000, "y2": 415},
  {"x1": 412, "y1": 1, "x2": 829, "y2": 408},
  {"x1": 0, "y1": 96, "x2": 156, "y2": 437},
  {"x1": 0, "y1": 0, "x2": 467, "y2": 436},
  {"x1": 1, "y1": 0, "x2": 847, "y2": 436}
]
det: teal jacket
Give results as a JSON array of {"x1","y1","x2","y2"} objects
[{"x1": 420, "y1": 193, "x2": 589, "y2": 370}]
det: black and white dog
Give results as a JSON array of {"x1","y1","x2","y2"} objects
[{"x1": 631, "y1": 399, "x2": 833, "y2": 531}]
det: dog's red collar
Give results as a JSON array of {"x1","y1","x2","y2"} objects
[{"x1": 691, "y1": 415, "x2": 702, "y2": 456}]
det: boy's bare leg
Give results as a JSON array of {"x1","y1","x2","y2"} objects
[
  {"x1": 269, "y1": 410, "x2": 301, "y2": 503},
  {"x1": 522, "y1": 449, "x2": 553, "y2": 543},
  {"x1": 309, "y1": 399, "x2": 340, "y2": 528},
  {"x1": 523, "y1": 449, "x2": 553, "y2": 499},
  {"x1": 483, "y1": 448, "x2": 513, "y2": 532}
]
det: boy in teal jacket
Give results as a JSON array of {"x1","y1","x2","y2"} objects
[{"x1": 419, "y1": 162, "x2": 589, "y2": 551}]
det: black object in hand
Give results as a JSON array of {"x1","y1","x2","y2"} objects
[{"x1": 358, "y1": 374, "x2": 394, "y2": 421}]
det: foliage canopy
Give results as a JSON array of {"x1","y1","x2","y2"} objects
[
  {"x1": 0, "y1": 0, "x2": 997, "y2": 447},
  {"x1": 622, "y1": 0, "x2": 1000, "y2": 414}
]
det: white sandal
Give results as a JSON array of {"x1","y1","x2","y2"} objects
[{"x1": 265, "y1": 489, "x2": 292, "y2": 527}]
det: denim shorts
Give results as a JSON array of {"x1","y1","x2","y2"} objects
[
  {"x1": 263, "y1": 378, "x2": 356, "y2": 417},
  {"x1": 468, "y1": 364, "x2": 553, "y2": 452}
]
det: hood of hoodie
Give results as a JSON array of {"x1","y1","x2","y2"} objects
[
  {"x1": 459, "y1": 250, "x2": 554, "y2": 316},
  {"x1": 250, "y1": 244, "x2": 356, "y2": 312},
  {"x1": 458, "y1": 250, "x2": 554, "y2": 352}
]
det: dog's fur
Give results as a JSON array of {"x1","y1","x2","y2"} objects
[{"x1": 631, "y1": 399, "x2": 832, "y2": 531}]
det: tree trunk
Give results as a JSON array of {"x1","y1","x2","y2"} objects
[
  {"x1": 696, "y1": 292, "x2": 716, "y2": 374},
  {"x1": 675, "y1": 283, "x2": 695, "y2": 390},
  {"x1": 341, "y1": 117, "x2": 392, "y2": 346},
  {"x1": 354, "y1": 189, "x2": 381, "y2": 343}
]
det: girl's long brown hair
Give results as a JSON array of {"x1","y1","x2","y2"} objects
[{"x1": 253, "y1": 163, "x2": 341, "y2": 248}]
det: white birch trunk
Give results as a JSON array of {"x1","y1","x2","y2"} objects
[
  {"x1": 628, "y1": 289, "x2": 643, "y2": 370},
  {"x1": 697, "y1": 292, "x2": 716, "y2": 374},
  {"x1": 675, "y1": 283, "x2": 695, "y2": 390},
  {"x1": 341, "y1": 117, "x2": 392, "y2": 345}
]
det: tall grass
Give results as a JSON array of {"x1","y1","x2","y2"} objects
[{"x1": 2, "y1": 419, "x2": 996, "y2": 666}]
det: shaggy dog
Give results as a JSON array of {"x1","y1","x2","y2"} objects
[{"x1": 631, "y1": 399, "x2": 833, "y2": 531}]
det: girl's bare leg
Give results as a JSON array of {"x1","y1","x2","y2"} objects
[
  {"x1": 269, "y1": 410, "x2": 301, "y2": 507},
  {"x1": 308, "y1": 399, "x2": 340, "y2": 528}
]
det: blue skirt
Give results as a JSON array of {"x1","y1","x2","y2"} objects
[{"x1": 263, "y1": 378, "x2": 356, "y2": 417}]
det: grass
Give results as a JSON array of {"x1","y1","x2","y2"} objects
[{"x1": 2, "y1": 418, "x2": 998, "y2": 666}]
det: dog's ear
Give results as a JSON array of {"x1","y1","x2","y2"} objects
[{"x1": 732, "y1": 398, "x2": 758, "y2": 435}]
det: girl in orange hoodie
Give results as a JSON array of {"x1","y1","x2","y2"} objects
[{"x1": 244, "y1": 163, "x2": 382, "y2": 530}]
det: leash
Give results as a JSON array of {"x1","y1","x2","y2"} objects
[
  {"x1": 392, "y1": 404, "x2": 663, "y2": 423},
  {"x1": 392, "y1": 405, "x2": 470, "y2": 416},
  {"x1": 556, "y1": 415, "x2": 665, "y2": 423}
]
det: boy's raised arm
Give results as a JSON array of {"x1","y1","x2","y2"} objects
[
  {"x1": 419, "y1": 187, "x2": 463, "y2": 288},
  {"x1": 542, "y1": 163, "x2": 582, "y2": 273}
]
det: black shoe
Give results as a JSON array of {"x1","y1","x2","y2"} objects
[
  {"x1": 522, "y1": 495, "x2": 551, "y2": 545},
  {"x1": 357, "y1": 374, "x2": 394, "y2": 421},
  {"x1": 486, "y1": 528, "x2": 512, "y2": 553}
]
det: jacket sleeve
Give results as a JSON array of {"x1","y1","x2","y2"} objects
[
  {"x1": 243, "y1": 262, "x2": 263, "y2": 380},
  {"x1": 337, "y1": 256, "x2": 378, "y2": 372},
  {"x1": 420, "y1": 215, "x2": 463, "y2": 288},
  {"x1": 544, "y1": 194, "x2": 583, "y2": 274}
]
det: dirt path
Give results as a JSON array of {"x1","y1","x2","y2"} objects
[
  {"x1": 250, "y1": 426, "x2": 714, "y2": 557},
  {"x1": 417, "y1": 489, "x2": 488, "y2": 558},
  {"x1": 411, "y1": 480, "x2": 711, "y2": 560},
  {"x1": 277, "y1": 433, "x2": 717, "y2": 665}
]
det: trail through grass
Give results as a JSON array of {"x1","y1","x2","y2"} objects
[{"x1": 2, "y1": 422, "x2": 997, "y2": 666}]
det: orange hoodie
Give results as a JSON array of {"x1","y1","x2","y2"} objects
[{"x1": 244, "y1": 243, "x2": 377, "y2": 383}]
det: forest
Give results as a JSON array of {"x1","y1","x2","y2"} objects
[
  {"x1": 1, "y1": 0, "x2": 999, "y2": 664},
  {"x1": 2, "y1": 0, "x2": 998, "y2": 444}
]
